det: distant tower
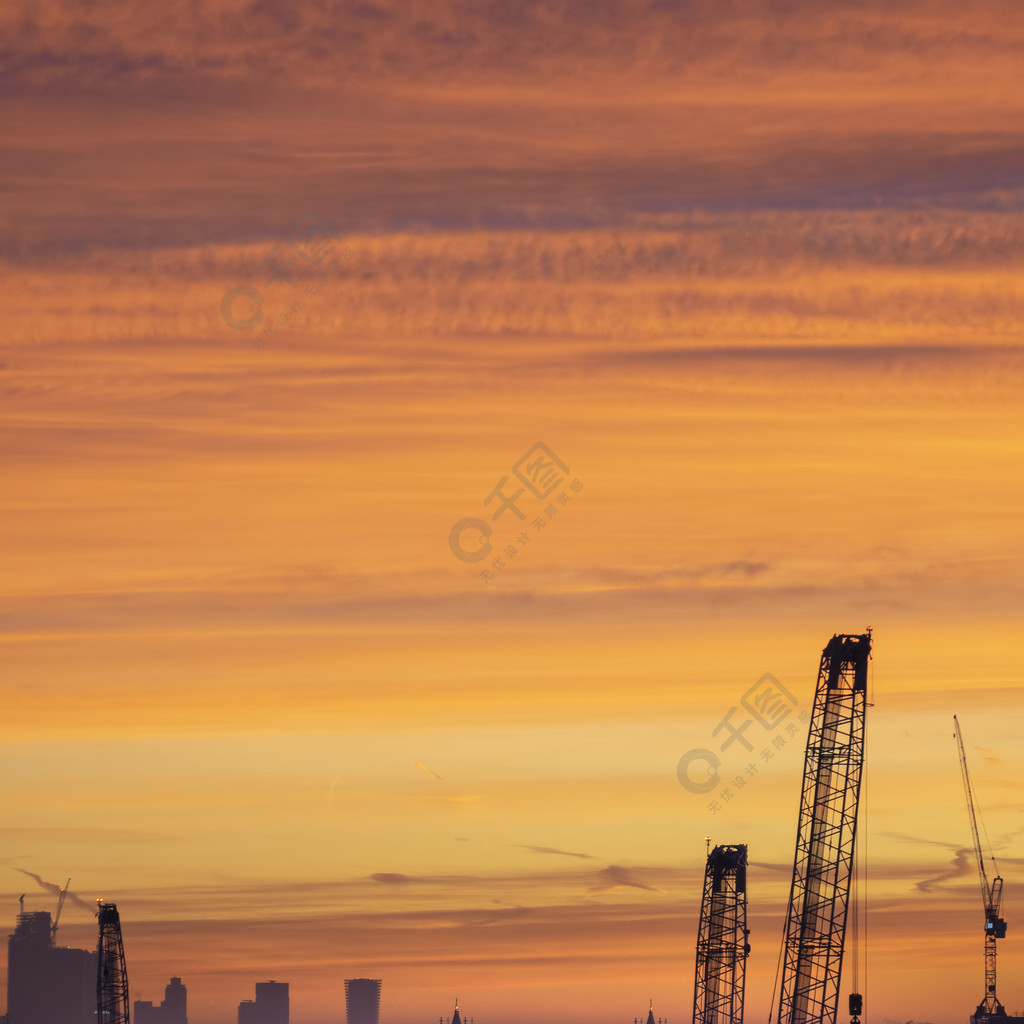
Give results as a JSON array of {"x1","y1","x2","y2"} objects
[
  {"x1": 693, "y1": 845, "x2": 749, "y2": 1024},
  {"x1": 97, "y1": 903, "x2": 130, "y2": 1024},
  {"x1": 255, "y1": 982, "x2": 288, "y2": 1024},
  {"x1": 345, "y1": 979, "x2": 381, "y2": 1024},
  {"x1": 137, "y1": 977, "x2": 189, "y2": 1024},
  {"x1": 238, "y1": 982, "x2": 288, "y2": 1024},
  {"x1": 163, "y1": 978, "x2": 188, "y2": 1024}
]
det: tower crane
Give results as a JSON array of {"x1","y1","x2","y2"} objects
[
  {"x1": 775, "y1": 631, "x2": 871, "y2": 1024},
  {"x1": 50, "y1": 877, "x2": 71, "y2": 944},
  {"x1": 953, "y1": 715, "x2": 1007, "y2": 1024}
]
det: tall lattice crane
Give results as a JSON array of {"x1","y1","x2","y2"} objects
[
  {"x1": 97, "y1": 901, "x2": 130, "y2": 1024},
  {"x1": 775, "y1": 631, "x2": 871, "y2": 1024},
  {"x1": 954, "y1": 715, "x2": 1008, "y2": 1024},
  {"x1": 693, "y1": 843, "x2": 750, "y2": 1024}
]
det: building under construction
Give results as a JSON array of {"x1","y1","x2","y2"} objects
[{"x1": 6, "y1": 908, "x2": 97, "y2": 1024}]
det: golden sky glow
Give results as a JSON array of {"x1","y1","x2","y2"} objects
[{"x1": 2, "y1": 2, "x2": 1024, "y2": 1024}]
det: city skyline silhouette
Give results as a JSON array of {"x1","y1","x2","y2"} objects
[{"x1": 2, "y1": 1, "x2": 1023, "y2": 1022}]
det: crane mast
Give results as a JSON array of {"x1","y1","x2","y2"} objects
[
  {"x1": 954, "y1": 715, "x2": 1007, "y2": 1023},
  {"x1": 97, "y1": 901, "x2": 130, "y2": 1024},
  {"x1": 693, "y1": 843, "x2": 750, "y2": 1024},
  {"x1": 775, "y1": 631, "x2": 871, "y2": 1024}
]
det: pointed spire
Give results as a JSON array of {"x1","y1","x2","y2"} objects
[{"x1": 646, "y1": 1000, "x2": 656, "y2": 1024}]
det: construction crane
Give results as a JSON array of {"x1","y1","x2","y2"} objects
[
  {"x1": 775, "y1": 631, "x2": 871, "y2": 1024},
  {"x1": 97, "y1": 901, "x2": 130, "y2": 1024},
  {"x1": 954, "y1": 715, "x2": 1008, "y2": 1024},
  {"x1": 693, "y1": 843, "x2": 750, "y2": 1024},
  {"x1": 50, "y1": 877, "x2": 71, "y2": 944}
]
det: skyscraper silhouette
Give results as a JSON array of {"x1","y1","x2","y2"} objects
[
  {"x1": 344, "y1": 979, "x2": 381, "y2": 1024},
  {"x1": 135, "y1": 977, "x2": 188, "y2": 1024},
  {"x1": 163, "y1": 978, "x2": 187, "y2": 1024},
  {"x1": 6, "y1": 910, "x2": 96, "y2": 1024},
  {"x1": 254, "y1": 982, "x2": 288, "y2": 1024},
  {"x1": 237, "y1": 981, "x2": 288, "y2": 1024}
]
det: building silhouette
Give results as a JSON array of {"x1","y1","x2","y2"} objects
[
  {"x1": 135, "y1": 977, "x2": 188, "y2": 1024},
  {"x1": 345, "y1": 979, "x2": 381, "y2": 1024},
  {"x1": 633, "y1": 1002, "x2": 664, "y2": 1024},
  {"x1": 6, "y1": 910, "x2": 96, "y2": 1024},
  {"x1": 441, "y1": 998, "x2": 472, "y2": 1024},
  {"x1": 237, "y1": 981, "x2": 288, "y2": 1024}
]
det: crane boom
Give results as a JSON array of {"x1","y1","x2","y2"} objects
[
  {"x1": 97, "y1": 901, "x2": 130, "y2": 1024},
  {"x1": 775, "y1": 631, "x2": 871, "y2": 1024},
  {"x1": 953, "y1": 716, "x2": 1007, "y2": 1022},
  {"x1": 50, "y1": 877, "x2": 71, "y2": 944},
  {"x1": 693, "y1": 843, "x2": 749, "y2": 1024}
]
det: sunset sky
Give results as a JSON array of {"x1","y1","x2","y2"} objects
[{"x1": 2, "y1": 2, "x2": 1024, "y2": 1024}]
